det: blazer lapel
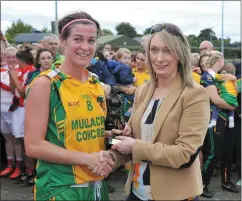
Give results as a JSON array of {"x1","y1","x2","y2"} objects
[
  {"x1": 152, "y1": 74, "x2": 184, "y2": 142},
  {"x1": 133, "y1": 82, "x2": 156, "y2": 140}
]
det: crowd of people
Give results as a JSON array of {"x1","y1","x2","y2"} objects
[{"x1": 0, "y1": 10, "x2": 241, "y2": 201}]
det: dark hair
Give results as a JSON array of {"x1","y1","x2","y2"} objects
[
  {"x1": 95, "y1": 50, "x2": 108, "y2": 63},
  {"x1": 232, "y1": 61, "x2": 241, "y2": 76},
  {"x1": 58, "y1": 11, "x2": 101, "y2": 40},
  {"x1": 15, "y1": 45, "x2": 34, "y2": 65},
  {"x1": 131, "y1": 51, "x2": 137, "y2": 63},
  {"x1": 34, "y1": 48, "x2": 53, "y2": 69}
]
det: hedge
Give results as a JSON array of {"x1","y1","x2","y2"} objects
[
  {"x1": 191, "y1": 47, "x2": 241, "y2": 59},
  {"x1": 116, "y1": 46, "x2": 241, "y2": 60}
]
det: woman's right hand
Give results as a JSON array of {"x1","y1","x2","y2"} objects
[{"x1": 86, "y1": 151, "x2": 114, "y2": 177}]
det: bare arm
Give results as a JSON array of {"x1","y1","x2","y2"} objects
[
  {"x1": 9, "y1": 75, "x2": 16, "y2": 94},
  {"x1": 206, "y1": 85, "x2": 235, "y2": 110}
]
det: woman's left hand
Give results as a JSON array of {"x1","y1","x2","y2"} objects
[
  {"x1": 111, "y1": 136, "x2": 136, "y2": 155},
  {"x1": 221, "y1": 73, "x2": 237, "y2": 81}
]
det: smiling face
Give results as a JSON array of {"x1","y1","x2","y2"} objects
[
  {"x1": 4, "y1": 50, "x2": 17, "y2": 66},
  {"x1": 62, "y1": 23, "x2": 97, "y2": 68},
  {"x1": 149, "y1": 33, "x2": 179, "y2": 79}
]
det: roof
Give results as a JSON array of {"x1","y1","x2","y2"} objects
[
  {"x1": 134, "y1": 37, "x2": 142, "y2": 43},
  {"x1": 98, "y1": 35, "x2": 124, "y2": 44},
  {"x1": 134, "y1": 35, "x2": 149, "y2": 43},
  {"x1": 14, "y1": 33, "x2": 50, "y2": 43}
]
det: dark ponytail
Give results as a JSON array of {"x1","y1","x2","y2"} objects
[{"x1": 16, "y1": 45, "x2": 34, "y2": 65}]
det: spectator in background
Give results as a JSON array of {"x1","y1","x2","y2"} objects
[
  {"x1": 107, "y1": 48, "x2": 133, "y2": 84},
  {"x1": 103, "y1": 44, "x2": 112, "y2": 52},
  {"x1": 88, "y1": 56, "x2": 116, "y2": 97},
  {"x1": 36, "y1": 40, "x2": 43, "y2": 50},
  {"x1": 132, "y1": 51, "x2": 150, "y2": 87},
  {"x1": 207, "y1": 62, "x2": 238, "y2": 129},
  {"x1": 103, "y1": 50, "x2": 112, "y2": 60},
  {"x1": 42, "y1": 33, "x2": 64, "y2": 68},
  {"x1": 103, "y1": 44, "x2": 116, "y2": 60},
  {"x1": 8, "y1": 45, "x2": 35, "y2": 181},
  {"x1": 233, "y1": 61, "x2": 241, "y2": 187},
  {"x1": 1, "y1": 31, "x2": 11, "y2": 66},
  {"x1": 1, "y1": 31, "x2": 11, "y2": 50},
  {"x1": 107, "y1": 48, "x2": 135, "y2": 121},
  {"x1": 0, "y1": 47, "x2": 19, "y2": 178},
  {"x1": 200, "y1": 50, "x2": 239, "y2": 198},
  {"x1": 26, "y1": 48, "x2": 54, "y2": 86},
  {"x1": 199, "y1": 40, "x2": 214, "y2": 54},
  {"x1": 130, "y1": 51, "x2": 137, "y2": 68},
  {"x1": 18, "y1": 48, "x2": 54, "y2": 187},
  {"x1": 191, "y1": 53, "x2": 201, "y2": 84}
]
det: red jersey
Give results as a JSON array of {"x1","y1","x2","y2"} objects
[{"x1": 14, "y1": 65, "x2": 35, "y2": 107}]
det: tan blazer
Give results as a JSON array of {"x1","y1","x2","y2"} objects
[{"x1": 109, "y1": 74, "x2": 210, "y2": 200}]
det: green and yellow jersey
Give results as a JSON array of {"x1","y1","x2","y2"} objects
[
  {"x1": 28, "y1": 69, "x2": 107, "y2": 200},
  {"x1": 192, "y1": 72, "x2": 201, "y2": 84},
  {"x1": 213, "y1": 73, "x2": 238, "y2": 107},
  {"x1": 51, "y1": 53, "x2": 65, "y2": 69},
  {"x1": 132, "y1": 68, "x2": 150, "y2": 87}
]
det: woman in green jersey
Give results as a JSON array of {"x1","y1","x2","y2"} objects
[{"x1": 24, "y1": 11, "x2": 115, "y2": 201}]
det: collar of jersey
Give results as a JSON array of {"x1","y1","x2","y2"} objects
[{"x1": 55, "y1": 68, "x2": 94, "y2": 84}]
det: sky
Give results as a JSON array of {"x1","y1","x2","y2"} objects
[{"x1": 1, "y1": 1, "x2": 241, "y2": 42}]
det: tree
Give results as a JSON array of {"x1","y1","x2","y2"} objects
[
  {"x1": 213, "y1": 37, "x2": 231, "y2": 47},
  {"x1": 42, "y1": 27, "x2": 51, "y2": 33},
  {"x1": 115, "y1": 22, "x2": 137, "y2": 38},
  {"x1": 101, "y1": 29, "x2": 114, "y2": 36},
  {"x1": 143, "y1": 27, "x2": 152, "y2": 35},
  {"x1": 197, "y1": 28, "x2": 217, "y2": 43},
  {"x1": 187, "y1": 34, "x2": 199, "y2": 47},
  {"x1": 5, "y1": 19, "x2": 33, "y2": 43}
]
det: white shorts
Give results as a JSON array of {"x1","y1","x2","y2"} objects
[
  {"x1": 12, "y1": 107, "x2": 25, "y2": 138},
  {"x1": 1, "y1": 111, "x2": 12, "y2": 134}
]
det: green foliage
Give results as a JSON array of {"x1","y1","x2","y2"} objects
[
  {"x1": 115, "y1": 22, "x2": 137, "y2": 38},
  {"x1": 143, "y1": 27, "x2": 152, "y2": 35},
  {"x1": 191, "y1": 47, "x2": 241, "y2": 59},
  {"x1": 198, "y1": 28, "x2": 217, "y2": 42},
  {"x1": 101, "y1": 29, "x2": 114, "y2": 35},
  {"x1": 41, "y1": 27, "x2": 51, "y2": 33},
  {"x1": 187, "y1": 34, "x2": 200, "y2": 47},
  {"x1": 5, "y1": 19, "x2": 33, "y2": 42}
]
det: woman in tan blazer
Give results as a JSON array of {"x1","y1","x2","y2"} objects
[{"x1": 105, "y1": 23, "x2": 210, "y2": 201}]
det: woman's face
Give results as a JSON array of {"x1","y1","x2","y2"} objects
[
  {"x1": 149, "y1": 33, "x2": 179, "y2": 79},
  {"x1": 4, "y1": 51, "x2": 17, "y2": 66},
  {"x1": 62, "y1": 24, "x2": 97, "y2": 68},
  {"x1": 38, "y1": 51, "x2": 53, "y2": 70},
  {"x1": 136, "y1": 53, "x2": 145, "y2": 70}
]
